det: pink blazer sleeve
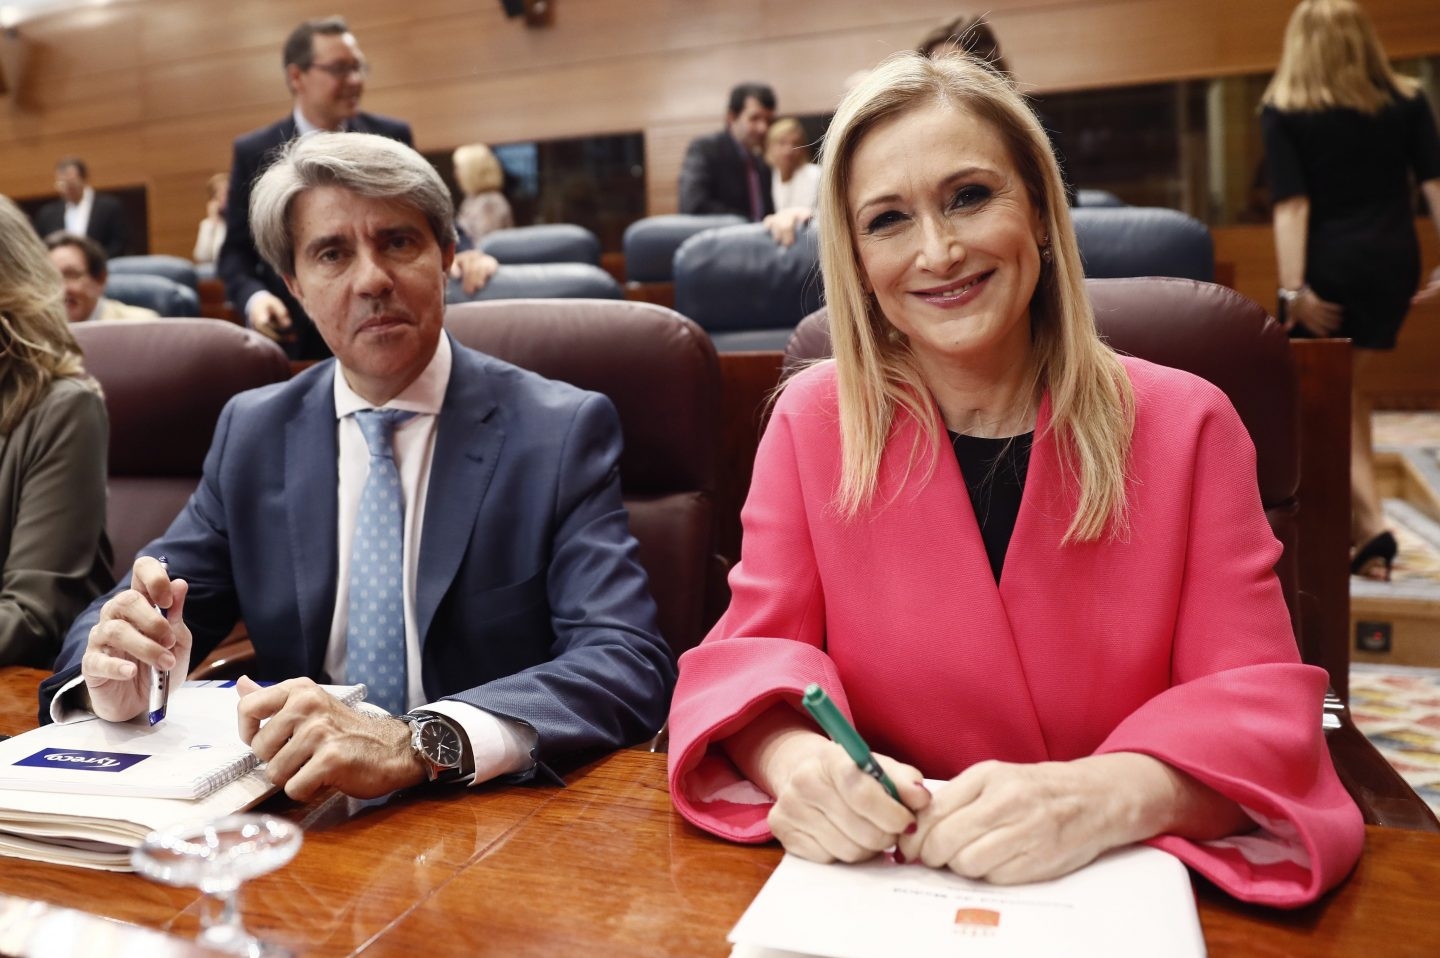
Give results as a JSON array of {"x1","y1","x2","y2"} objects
[{"x1": 667, "y1": 368, "x2": 840, "y2": 840}]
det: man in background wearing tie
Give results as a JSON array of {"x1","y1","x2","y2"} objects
[
  {"x1": 678, "y1": 82, "x2": 777, "y2": 220},
  {"x1": 42, "y1": 132, "x2": 675, "y2": 800},
  {"x1": 219, "y1": 15, "x2": 496, "y2": 360},
  {"x1": 33, "y1": 157, "x2": 128, "y2": 258}
]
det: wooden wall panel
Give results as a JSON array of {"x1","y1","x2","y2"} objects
[{"x1": 0, "y1": 0, "x2": 1436, "y2": 257}]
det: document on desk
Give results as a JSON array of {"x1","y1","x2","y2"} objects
[
  {"x1": 727, "y1": 845, "x2": 1206, "y2": 958},
  {"x1": 0, "y1": 684, "x2": 363, "y2": 800},
  {"x1": 0, "y1": 682, "x2": 365, "y2": 871}
]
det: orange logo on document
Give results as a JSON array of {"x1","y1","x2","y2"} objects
[{"x1": 953, "y1": 907, "x2": 1001, "y2": 937}]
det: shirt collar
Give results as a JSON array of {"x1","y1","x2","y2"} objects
[
  {"x1": 66, "y1": 186, "x2": 94, "y2": 212},
  {"x1": 293, "y1": 106, "x2": 347, "y2": 137},
  {"x1": 333, "y1": 332, "x2": 451, "y2": 420}
]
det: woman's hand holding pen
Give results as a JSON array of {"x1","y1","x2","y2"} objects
[
  {"x1": 81, "y1": 556, "x2": 192, "y2": 722},
  {"x1": 721, "y1": 703, "x2": 930, "y2": 865}
]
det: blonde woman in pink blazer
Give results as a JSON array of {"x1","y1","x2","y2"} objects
[{"x1": 666, "y1": 52, "x2": 1362, "y2": 908}]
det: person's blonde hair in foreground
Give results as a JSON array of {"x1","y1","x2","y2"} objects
[
  {"x1": 1260, "y1": 0, "x2": 1440, "y2": 581},
  {"x1": 664, "y1": 52, "x2": 1362, "y2": 907},
  {"x1": 0, "y1": 195, "x2": 113, "y2": 666}
]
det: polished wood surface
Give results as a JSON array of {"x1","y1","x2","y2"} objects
[
  {"x1": 3, "y1": 1, "x2": 1438, "y2": 255},
  {"x1": 1, "y1": 666, "x2": 1439, "y2": 955}
]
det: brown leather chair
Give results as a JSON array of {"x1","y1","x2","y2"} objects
[
  {"x1": 783, "y1": 276, "x2": 1438, "y2": 831},
  {"x1": 71, "y1": 318, "x2": 291, "y2": 582},
  {"x1": 71, "y1": 319, "x2": 290, "y2": 679},
  {"x1": 444, "y1": 298, "x2": 723, "y2": 660}
]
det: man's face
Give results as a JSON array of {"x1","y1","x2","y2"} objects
[
  {"x1": 48, "y1": 244, "x2": 104, "y2": 323},
  {"x1": 54, "y1": 165, "x2": 86, "y2": 204},
  {"x1": 728, "y1": 96, "x2": 774, "y2": 154},
  {"x1": 289, "y1": 32, "x2": 367, "y2": 130},
  {"x1": 282, "y1": 186, "x2": 453, "y2": 405}
]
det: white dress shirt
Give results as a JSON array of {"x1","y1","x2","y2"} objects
[
  {"x1": 63, "y1": 187, "x2": 95, "y2": 236},
  {"x1": 771, "y1": 162, "x2": 821, "y2": 212},
  {"x1": 329, "y1": 335, "x2": 536, "y2": 784}
]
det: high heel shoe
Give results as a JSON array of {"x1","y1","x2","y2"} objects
[{"x1": 1350, "y1": 531, "x2": 1398, "y2": 581}]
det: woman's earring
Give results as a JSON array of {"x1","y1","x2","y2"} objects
[{"x1": 1040, "y1": 244, "x2": 1054, "y2": 265}]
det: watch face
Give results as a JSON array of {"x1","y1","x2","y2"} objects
[{"x1": 418, "y1": 719, "x2": 463, "y2": 769}]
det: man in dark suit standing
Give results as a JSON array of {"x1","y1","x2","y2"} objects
[
  {"x1": 45, "y1": 132, "x2": 674, "y2": 799},
  {"x1": 219, "y1": 16, "x2": 495, "y2": 360},
  {"x1": 678, "y1": 83, "x2": 777, "y2": 220},
  {"x1": 33, "y1": 158, "x2": 128, "y2": 258}
]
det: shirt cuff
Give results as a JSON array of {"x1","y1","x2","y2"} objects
[
  {"x1": 242, "y1": 290, "x2": 269, "y2": 326},
  {"x1": 48, "y1": 674, "x2": 93, "y2": 724},
  {"x1": 417, "y1": 700, "x2": 537, "y2": 786}
]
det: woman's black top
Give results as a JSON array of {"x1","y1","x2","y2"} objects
[
  {"x1": 1261, "y1": 92, "x2": 1440, "y2": 349},
  {"x1": 947, "y1": 431, "x2": 1034, "y2": 583}
]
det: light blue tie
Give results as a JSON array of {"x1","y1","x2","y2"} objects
[{"x1": 347, "y1": 408, "x2": 416, "y2": 715}]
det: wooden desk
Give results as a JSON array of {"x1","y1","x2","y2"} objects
[{"x1": 2, "y1": 666, "x2": 1438, "y2": 956}]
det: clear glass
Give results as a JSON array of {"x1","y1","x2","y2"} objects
[{"x1": 132, "y1": 813, "x2": 302, "y2": 957}]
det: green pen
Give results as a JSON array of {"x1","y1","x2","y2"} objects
[{"x1": 801, "y1": 683, "x2": 900, "y2": 802}]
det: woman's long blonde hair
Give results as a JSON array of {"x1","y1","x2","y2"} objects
[
  {"x1": 816, "y1": 52, "x2": 1133, "y2": 543},
  {"x1": 0, "y1": 195, "x2": 95, "y2": 435},
  {"x1": 1263, "y1": 0, "x2": 1418, "y2": 113}
]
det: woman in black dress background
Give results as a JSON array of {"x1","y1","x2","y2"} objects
[{"x1": 1261, "y1": 0, "x2": 1440, "y2": 579}]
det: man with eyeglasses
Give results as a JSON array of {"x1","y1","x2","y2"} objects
[{"x1": 218, "y1": 16, "x2": 497, "y2": 360}]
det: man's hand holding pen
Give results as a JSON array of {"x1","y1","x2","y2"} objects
[{"x1": 80, "y1": 556, "x2": 192, "y2": 723}]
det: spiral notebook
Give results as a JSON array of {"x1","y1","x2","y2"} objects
[{"x1": 0, "y1": 684, "x2": 365, "y2": 801}]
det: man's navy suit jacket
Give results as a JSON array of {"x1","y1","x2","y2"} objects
[
  {"x1": 42, "y1": 337, "x2": 676, "y2": 780},
  {"x1": 217, "y1": 112, "x2": 413, "y2": 360},
  {"x1": 34, "y1": 192, "x2": 128, "y2": 258},
  {"x1": 678, "y1": 130, "x2": 774, "y2": 220}
]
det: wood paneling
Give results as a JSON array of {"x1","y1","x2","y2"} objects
[{"x1": 0, "y1": 0, "x2": 1437, "y2": 256}]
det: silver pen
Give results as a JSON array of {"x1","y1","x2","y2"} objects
[{"x1": 146, "y1": 555, "x2": 171, "y2": 726}]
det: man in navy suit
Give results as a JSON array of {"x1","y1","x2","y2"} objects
[
  {"x1": 33, "y1": 157, "x2": 128, "y2": 258},
  {"x1": 43, "y1": 132, "x2": 675, "y2": 800},
  {"x1": 219, "y1": 16, "x2": 496, "y2": 360},
  {"x1": 678, "y1": 83, "x2": 777, "y2": 220}
]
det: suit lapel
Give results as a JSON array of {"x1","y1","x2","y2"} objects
[
  {"x1": 415, "y1": 339, "x2": 503, "y2": 643},
  {"x1": 285, "y1": 364, "x2": 342, "y2": 676}
]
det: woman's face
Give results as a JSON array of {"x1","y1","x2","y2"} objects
[
  {"x1": 846, "y1": 101, "x2": 1044, "y2": 377},
  {"x1": 766, "y1": 129, "x2": 804, "y2": 177}
]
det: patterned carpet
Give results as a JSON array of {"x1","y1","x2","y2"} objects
[
  {"x1": 1349, "y1": 665, "x2": 1440, "y2": 815},
  {"x1": 1351, "y1": 415, "x2": 1440, "y2": 815}
]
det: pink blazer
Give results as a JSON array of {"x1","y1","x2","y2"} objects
[{"x1": 668, "y1": 358, "x2": 1362, "y2": 907}]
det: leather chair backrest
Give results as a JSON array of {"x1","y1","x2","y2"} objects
[
  {"x1": 444, "y1": 299, "x2": 721, "y2": 658},
  {"x1": 623, "y1": 214, "x2": 746, "y2": 283},
  {"x1": 477, "y1": 224, "x2": 601, "y2": 266},
  {"x1": 1070, "y1": 206, "x2": 1215, "y2": 281},
  {"x1": 673, "y1": 221, "x2": 823, "y2": 350},
  {"x1": 446, "y1": 263, "x2": 623, "y2": 303},
  {"x1": 783, "y1": 277, "x2": 1300, "y2": 634},
  {"x1": 104, "y1": 273, "x2": 201, "y2": 317},
  {"x1": 1075, "y1": 189, "x2": 1127, "y2": 208},
  {"x1": 107, "y1": 255, "x2": 200, "y2": 293},
  {"x1": 71, "y1": 319, "x2": 291, "y2": 580}
]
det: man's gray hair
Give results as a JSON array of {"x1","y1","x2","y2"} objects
[{"x1": 250, "y1": 132, "x2": 457, "y2": 278}]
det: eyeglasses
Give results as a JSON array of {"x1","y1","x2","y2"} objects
[{"x1": 307, "y1": 59, "x2": 369, "y2": 79}]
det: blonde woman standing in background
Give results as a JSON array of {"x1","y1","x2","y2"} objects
[
  {"x1": 452, "y1": 142, "x2": 514, "y2": 244},
  {"x1": 1262, "y1": 0, "x2": 1440, "y2": 580}
]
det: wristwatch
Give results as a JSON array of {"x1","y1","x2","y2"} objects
[
  {"x1": 1277, "y1": 284, "x2": 1307, "y2": 324},
  {"x1": 400, "y1": 712, "x2": 473, "y2": 784}
]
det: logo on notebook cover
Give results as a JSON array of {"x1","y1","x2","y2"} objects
[{"x1": 14, "y1": 748, "x2": 151, "y2": 772}]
